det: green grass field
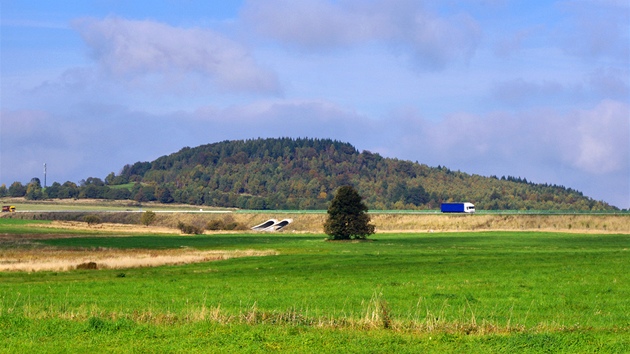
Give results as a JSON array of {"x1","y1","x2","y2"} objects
[{"x1": 0, "y1": 219, "x2": 628, "y2": 352}]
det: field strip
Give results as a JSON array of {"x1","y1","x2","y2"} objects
[
  {"x1": 0, "y1": 249, "x2": 277, "y2": 272},
  {"x1": 13, "y1": 210, "x2": 234, "y2": 213},
  {"x1": 22, "y1": 221, "x2": 179, "y2": 235}
]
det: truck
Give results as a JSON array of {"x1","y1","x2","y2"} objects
[
  {"x1": 2, "y1": 205, "x2": 16, "y2": 212},
  {"x1": 441, "y1": 202, "x2": 475, "y2": 213}
]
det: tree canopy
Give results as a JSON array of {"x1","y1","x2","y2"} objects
[{"x1": 324, "y1": 186, "x2": 375, "y2": 240}]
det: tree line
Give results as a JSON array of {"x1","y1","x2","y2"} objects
[{"x1": 0, "y1": 137, "x2": 616, "y2": 211}]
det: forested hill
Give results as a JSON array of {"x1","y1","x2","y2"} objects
[{"x1": 99, "y1": 137, "x2": 613, "y2": 211}]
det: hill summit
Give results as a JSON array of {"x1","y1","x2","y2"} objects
[{"x1": 105, "y1": 137, "x2": 613, "y2": 211}]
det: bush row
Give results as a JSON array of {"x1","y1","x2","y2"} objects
[{"x1": 177, "y1": 215, "x2": 248, "y2": 234}]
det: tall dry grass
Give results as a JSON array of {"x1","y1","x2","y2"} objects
[
  {"x1": 187, "y1": 213, "x2": 627, "y2": 233},
  {"x1": 2, "y1": 293, "x2": 566, "y2": 336},
  {"x1": 369, "y1": 214, "x2": 630, "y2": 233},
  {"x1": 0, "y1": 248, "x2": 277, "y2": 272}
]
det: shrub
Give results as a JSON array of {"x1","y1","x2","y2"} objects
[
  {"x1": 205, "y1": 216, "x2": 247, "y2": 231},
  {"x1": 84, "y1": 215, "x2": 102, "y2": 226},
  {"x1": 222, "y1": 215, "x2": 247, "y2": 230},
  {"x1": 76, "y1": 262, "x2": 98, "y2": 270},
  {"x1": 140, "y1": 210, "x2": 156, "y2": 226},
  {"x1": 205, "y1": 219, "x2": 224, "y2": 231},
  {"x1": 177, "y1": 221, "x2": 203, "y2": 235},
  {"x1": 223, "y1": 222, "x2": 240, "y2": 230}
]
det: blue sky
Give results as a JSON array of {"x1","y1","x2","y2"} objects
[{"x1": 1, "y1": 0, "x2": 628, "y2": 208}]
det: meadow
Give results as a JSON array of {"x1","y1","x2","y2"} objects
[{"x1": 0, "y1": 218, "x2": 628, "y2": 352}]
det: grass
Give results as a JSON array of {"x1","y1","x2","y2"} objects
[
  {"x1": 0, "y1": 219, "x2": 140, "y2": 238},
  {"x1": 0, "y1": 218, "x2": 628, "y2": 352},
  {"x1": 0, "y1": 219, "x2": 56, "y2": 234},
  {"x1": 2, "y1": 317, "x2": 626, "y2": 353}
]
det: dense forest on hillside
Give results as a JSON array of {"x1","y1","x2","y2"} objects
[{"x1": 2, "y1": 138, "x2": 615, "y2": 211}]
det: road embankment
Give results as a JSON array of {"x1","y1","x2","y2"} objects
[{"x1": 3, "y1": 211, "x2": 628, "y2": 234}]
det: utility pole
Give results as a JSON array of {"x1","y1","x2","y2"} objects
[{"x1": 44, "y1": 163, "x2": 47, "y2": 188}]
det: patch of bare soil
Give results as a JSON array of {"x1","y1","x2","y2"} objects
[{"x1": 0, "y1": 248, "x2": 277, "y2": 272}]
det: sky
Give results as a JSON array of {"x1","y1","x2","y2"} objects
[{"x1": 1, "y1": 0, "x2": 629, "y2": 208}]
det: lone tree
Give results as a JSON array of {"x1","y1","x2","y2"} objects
[{"x1": 324, "y1": 185, "x2": 375, "y2": 240}]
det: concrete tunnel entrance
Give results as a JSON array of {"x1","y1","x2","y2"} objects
[{"x1": 251, "y1": 219, "x2": 293, "y2": 231}]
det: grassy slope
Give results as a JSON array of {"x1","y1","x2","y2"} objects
[{"x1": 0, "y1": 222, "x2": 628, "y2": 352}]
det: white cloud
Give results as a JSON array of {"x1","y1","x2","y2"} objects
[
  {"x1": 242, "y1": 0, "x2": 369, "y2": 48},
  {"x1": 72, "y1": 17, "x2": 280, "y2": 93},
  {"x1": 242, "y1": 0, "x2": 481, "y2": 69},
  {"x1": 400, "y1": 100, "x2": 629, "y2": 175},
  {"x1": 570, "y1": 100, "x2": 629, "y2": 174}
]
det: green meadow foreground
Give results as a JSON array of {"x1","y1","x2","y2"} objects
[{"x1": 0, "y1": 219, "x2": 628, "y2": 352}]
